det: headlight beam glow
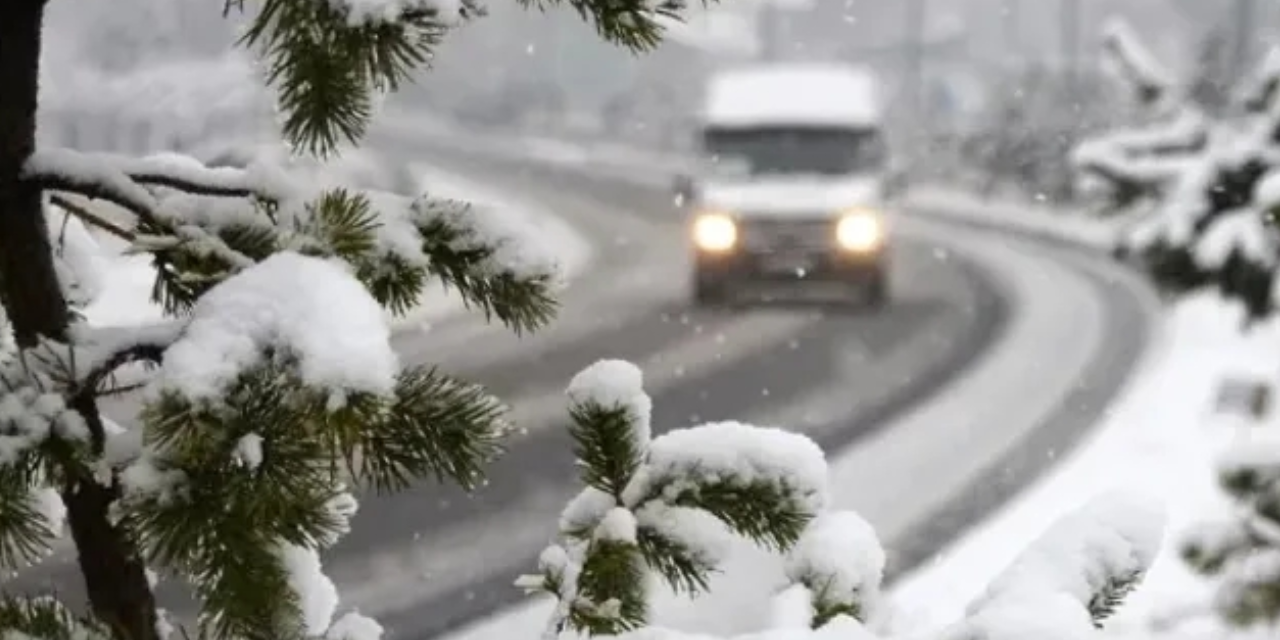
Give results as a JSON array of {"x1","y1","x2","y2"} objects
[
  {"x1": 836, "y1": 211, "x2": 883, "y2": 252},
  {"x1": 693, "y1": 213, "x2": 738, "y2": 252}
]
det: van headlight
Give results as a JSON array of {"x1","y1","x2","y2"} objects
[
  {"x1": 692, "y1": 212, "x2": 738, "y2": 252},
  {"x1": 836, "y1": 209, "x2": 884, "y2": 252}
]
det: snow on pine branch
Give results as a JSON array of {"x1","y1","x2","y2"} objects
[
  {"x1": 521, "y1": 359, "x2": 839, "y2": 637},
  {"x1": 0, "y1": 332, "x2": 83, "y2": 572},
  {"x1": 151, "y1": 251, "x2": 397, "y2": 401},
  {"x1": 23, "y1": 148, "x2": 263, "y2": 269},
  {"x1": 1181, "y1": 433, "x2": 1280, "y2": 626},
  {"x1": 947, "y1": 493, "x2": 1165, "y2": 639},
  {"x1": 99, "y1": 252, "x2": 508, "y2": 638},
  {"x1": 1099, "y1": 16, "x2": 1176, "y2": 109},
  {"x1": 21, "y1": 145, "x2": 561, "y2": 332},
  {"x1": 1237, "y1": 46, "x2": 1280, "y2": 113},
  {"x1": 540, "y1": 489, "x2": 1164, "y2": 638},
  {"x1": 324, "y1": 0, "x2": 470, "y2": 25},
  {"x1": 782, "y1": 511, "x2": 885, "y2": 628}
]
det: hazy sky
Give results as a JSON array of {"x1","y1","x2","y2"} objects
[{"x1": 35, "y1": 0, "x2": 1279, "y2": 146}]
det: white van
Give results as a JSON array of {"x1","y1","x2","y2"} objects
[{"x1": 674, "y1": 62, "x2": 900, "y2": 307}]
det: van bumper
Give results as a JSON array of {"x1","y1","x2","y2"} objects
[{"x1": 692, "y1": 246, "x2": 889, "y2": 304}]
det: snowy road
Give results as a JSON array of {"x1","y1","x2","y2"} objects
[
  {"x1": 331, "y1": 146, "x2": 1009, "y2": 637},
  {"x1": 12, "y1": 139, "x2": 1154, "y2": 640},
  {"x1": 361, "y1": 145, "x2": 1156, "y2": 639}
]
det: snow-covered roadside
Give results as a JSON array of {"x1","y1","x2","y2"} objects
[
  {"x1": 902, "y1": 185, "x2": 1144, "y2": 250},
  {"x1": 887, "y1": 292, "x2": 1266, "y2": 639},
  {"x1": 418, "y1": 216, "x2": 1225, "y2": 640},
  {"x1": 80, "y1": 164, "x2": 592, "y2": 331}
]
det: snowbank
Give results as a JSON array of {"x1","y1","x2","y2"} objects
[
  {"x1": 888, "y1": 292, "x2": 1269, "y2": 638},
  {"x1": 902, "y1": 186, "x2": 1140, "y2": 250}
]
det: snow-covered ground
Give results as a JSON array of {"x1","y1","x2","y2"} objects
[
  {"x1": 888, "y1": 291, "x2": 1263, "y2": 638},
  {"x1": 81, "y1": 164, "x2": 592, "y2": 331}
]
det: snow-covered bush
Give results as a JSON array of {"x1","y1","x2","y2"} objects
[
  {"x1": 518, "y1": 360, "x2": 1168, "y2": 640},
  {"x1": 1182, "y1": 433, "x2": 1280, "y2": 627},
  {"x1": 1072, "y1": 17, "x2": 1208, "y2": 215},
  {"x1": 0, "y1": 0, "x2": 691, "y2": 639},
  {"x1": 1072, "y1": 16, "x2": 1280, "y2": 321}
]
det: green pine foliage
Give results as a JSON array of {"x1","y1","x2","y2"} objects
[
  {"x1": 518, "y1": 361, "x2": 826, "y2": 637},
  {"x1": 1, "y1": 0, "x2": 715, "y2": 639},
  {"x1": 1086, "y1": 569, "x2": 1142, "y2": 628},
  {"x1": 1181, "y1": 447, "x2": 1280, "y2": 627},
  {"x1": 524, "y1": 367, "x2": 1164, "y2": 640}
]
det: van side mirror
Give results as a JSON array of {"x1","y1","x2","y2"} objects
[{"x1": 672, "y1": 173, "x2": 697, "y2": 205}]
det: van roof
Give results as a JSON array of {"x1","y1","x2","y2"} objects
[{"x1": 701, "y1": 62, "x2": 883, "y2": 129}]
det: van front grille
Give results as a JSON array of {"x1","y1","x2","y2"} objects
[{"x1": 739, "y1": 217, "x2": 833, "y2": 250}]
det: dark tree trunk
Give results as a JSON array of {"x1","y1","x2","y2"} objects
[
  {"x1": 0, "y1": 0, "x2": 67, "y2": 345},
  {"x1": 0, "y1": 2, "x2": 160, "y2": 639}
]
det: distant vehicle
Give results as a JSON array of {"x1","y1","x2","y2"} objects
[{"x1": 674, "y1": 62, "x2": 898, "y2": 307}]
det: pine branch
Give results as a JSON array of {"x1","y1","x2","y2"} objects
[
  {"x1": 188, "y1": 534, "x2": 307, "y2": 640},
  {"x1": 133, "y1": 365, "x2": 356, "y2": 560},
  {"x1": 141, "y1": 338, "x2": 508, "y2": 504},
  {"x1": 235, "y1": 0, "x2": 457, "y2": 156},
  {"x1": 293, "y1": 189, "x2": 380, "y2": 262},
  {"x1": 655, "y1": 478, "x2": 811, "y2": 552},
  {"x1": 568, "y1": 539, "x2": 647, "y2": 636},
  {"x1": 963, "y1": 494, "x2": 1162, "y2": 637},
  {"x1": 634, "y1": 525, "x2": 714, "y2": 595},
  {"x1": 1181, "y1": 519, "x2": 1256, "y2": 576},
  {"x1": 73, "y1": 340, "x2": 168, "y2": 406},
  {"x1": 356, "y1": 251, "x2": 428, "y2": 317},
  {"x1": 49, "y1": 195, "x2": 134, "y2": 242},
  {"x1": 341, "y1": 365, "x2": 509, "y2": 493},
  {"x1": 413, "y1": 198, "x2": 558, "y2": 334},
  {"x1": 1088, "y1": 569, "x2": 1142, "y2": 628},
  {"x1": 142, "y1": 216, "x2": 279, "y2": 315},
  {"x1": 1100, "y1": 17, "x2": 1176, "y2": 108},
  {"x1": 807, "y1": 583, "x2": 861, "y2": 630},
  {"x1": 24, "y1": 149, "x2": 260, "y2": 200},
  {"x1": 783, "y1": 511, "x2": 884, "y2": 630},
  {"x1": 514, "y1": 0, "x2": 689, "y2": 52},
  {"x1": 0, "y1": 595, "x2": 112, "y2": 640},
  {"x1": 568, "y1": 402, "x2": 644, "y2": 499},
  {"x1": 0, "y1": 469, "x2": 57, "y2": 571},
  {"x1": 293, "y1": 191, "x2": 432, "y2": 316},
  {"x1": 20, "y1": 149, "x2": 257, "y2": 270},
  {"x1": 127, "y1": 380, "x2": 352, "y2": 640},
  {"x1": 29, "y1": 148, "x2": 558, "y2": 335}
]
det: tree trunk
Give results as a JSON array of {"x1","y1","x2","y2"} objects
[
  {"x1": 0, "y1": 0, "x2": 67, "y2": 345},
  {"x1": 0, "y1": 2, "x2": 161, "y2": 639}
]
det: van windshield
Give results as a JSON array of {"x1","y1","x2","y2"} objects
[{"x1": 702, "y1": 126, "x2": 887, "y2": 178}]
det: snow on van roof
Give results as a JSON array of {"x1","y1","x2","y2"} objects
[{"x1": 701, "y1": 63, "x2": 882, "y2": 129}]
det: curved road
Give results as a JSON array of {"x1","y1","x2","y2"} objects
[
  {"x1": 363, "y1": 140, "x2": 1157, "y2": 639},
  {"x1": 10, "y1": 135, "x2": 1156, "y2": 640}
]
